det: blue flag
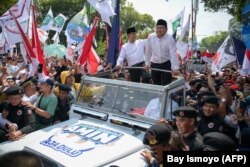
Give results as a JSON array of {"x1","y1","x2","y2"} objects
[
  {"x1": 107, "y1": 0, "x2": 120, "y2": 67},
  {"x1": 231, "y1": 36, "x2": 246, "y2": 65},
  {"x1": 242, "y1": 3, "x2": 250, "y2": 50}
]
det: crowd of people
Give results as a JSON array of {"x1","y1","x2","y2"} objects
[{"x1": 0, "y1": 18, "x2": 249, "y2": 166}]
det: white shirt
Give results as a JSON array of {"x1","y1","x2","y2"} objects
[
  {"x1": 145, "y1": 33, "x2": 179, "y2": 70},
  {"x1": 116, "y1": 39, "x2": 146, "y2": 67},
  {"x1": 22, "y1": 94, "x2": 39, "y2": 105},
  {"x1": 144, "y1": 98, "x2": 178, "y2": 120}
]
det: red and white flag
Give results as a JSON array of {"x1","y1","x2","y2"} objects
[
  {"x1": 78, "y1": 17, "x2": 99, "y2": 65},
  {"x1": 86, "y1": 47, "x2": 100, "y2": 74},
  {"x1": 241, "y1": 49, "x2": 250, "y2": 75}
]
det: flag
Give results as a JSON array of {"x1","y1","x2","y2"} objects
[
  {"x1": 171, "y1": 8, "x2": 185, "y2": 40},
  {"x1": 31, "y1": 5, "x2": 48, "y2": 75},
  {"x1": 107, "y1": 0, "x2": 120, "y2": 67},
  {"x1": 40, "y1": 7, "x2": 53, "y2": 31},
  {"x1": 65, "y1": 8, "x2": 89, "y2": 44},
  {"x1": 37, "y1": 28, "x2": 48, "y2": 43},
  {"x1": 176, "y1": 15, "x2": 190, "y2": 59},
  {"x1": 49, "y1": 14, "x2": 67, "y2": 33},
  {"x1": 211, "y1": 35, "x2": 236, "y2": 72},
  {"x1": 87, "y1": 0, "x2": 115, "y2": 26},
  {"x1": 87, "y1": 47, "x2": 100, "y2": 74},
  {"x1": 241, "y1": 49, "x2": 250, "y2": 75},
  {"x1": 10, "y1": 10, "x2": 34, "y2": 63},
  {"x1": 119, "y1": 27, "x2": 123, "y2": 51},
  {"x1": 242, "y1": 2, "x2": 250, "y2": 50},
  {"x1": 52, "y1": 32, "x2": 60, "y2": 44},
  {"x1": 231, "y1": 36, "x2": 246, "y2": 66},
  {"x1": 78, "y1": 17, "x2": 99, "y2": 65},
  {"x1": 0, "y1": 33, "x2": 5, "y2": 47},
  {"x1": 1, "y1": 0, "x2": 31, "y2": 45}
]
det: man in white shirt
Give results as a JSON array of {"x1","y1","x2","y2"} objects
[
  {"x1": 115, "y1": 27, "x2": 148, "y2": 83},
  {"x1": 20, "y1": 77, "x2": 39, "y2": 105},
  {"x1": 145, "y1": 19, "x2": 179, "y2": 85}
]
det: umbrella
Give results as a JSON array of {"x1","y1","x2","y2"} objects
[{"x1": 43, "y1": 44, "x2": 67, "y2": 57}]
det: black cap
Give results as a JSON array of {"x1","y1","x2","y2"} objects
[
  {"x1": 202, "y1": 96, "x2": 220, "y2": 106},
  {"x1": 143, "y1": 123, "x2": 171, "y2": 146},
  {"x1": 59, "y1": 84, "x2": 71, "y2": 92},
  {"x1": 203, "y1": 132, "x2": 236, "y2": 151},
  {"x1": 19, "y1": 77, "x2": 36, "y2": 88},
  {"x1": 5, "y1": 86, "x2": 24, "y2": 96},
  {"x1": 156, "y1": 19, "x2": 167, "y2": 28},
  {"x1": 173, "y1": 106, "x2": 197, "y2": 118},
  {"x1": 126, "y1": 27, "x2": 136, "y2": 34}
]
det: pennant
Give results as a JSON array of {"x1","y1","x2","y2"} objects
[
  {"x1": 65, "y1": 8, "x2": 89, "y2": 44},
  {"x1": 49, "y1": 14, "x2": 67, "y2": 33},
  {"x1": 40, "y1": 7, "x2": 53, "y2": 31},
  {"x1": 78, "y1": 17, "x2": 99, "y2": 65},
  {"x1": 211, "y1": 35, "x2": 236, "y2": 72},
  {"x1": 87, "y1": 0, "x2": 115, "y2": 26},
  {"x1": 107, "y1": 0, "x2": 120, "y2": 67}
]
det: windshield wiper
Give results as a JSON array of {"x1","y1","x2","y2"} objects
[{"x1": 112, "y1": 107, "x2": 136, "y2": 118}]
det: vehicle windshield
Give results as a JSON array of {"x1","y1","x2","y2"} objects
[{"x1": 77, "y1": 81, "x2": 165, "y2": 120}]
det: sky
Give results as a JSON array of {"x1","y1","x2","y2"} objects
[{"x1": 126, "y1": 0, "x2": 233, "y2": 42}]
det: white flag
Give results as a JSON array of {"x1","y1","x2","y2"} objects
[
  {"x1": 37, "y1": 28, "x2": 48, "y2": 43},
  {"x1": 49, "y1": 14, "x2": 67, "y2": 33},
  {"x1": 176, "y1": 15, "x2": 190, "y2": 59},
  {"x1": 171, "y1": 8, "x2": 185, "y2": 36},
  {"x1": 0, "y1": 0, "x2": 30, "y2": 45},
  {"x1": 40, "y1": 7, "x2": 53, "y2": 31},
  {"x1": 87, "y1": 0, "x2": 115, "y2": 26},
  {"x1": 52, "y1": 32, "x2": 60, "y2": 44},
  {"x1": 211, "y1": 35, "x2": 236, "y2": 72}
]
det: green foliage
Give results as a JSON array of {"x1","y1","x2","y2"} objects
[
  {"x1": 201, "y1": 0, "x2": 246, "y2": 21},
  {"x1": 199, "y1": 31, "x2": 228, "y2": 52},
  {"x1": 0, "y1": 0, "x2": 17, "y2": 16},
  {"x1": 229, "y1": 17, "x2": 242, "y2": 39}
]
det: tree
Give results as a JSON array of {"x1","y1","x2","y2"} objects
[
  {"x1": 199, "y1": 31, "x2": 228, "y2": 52},
  {"x1": 201, "y1": 0, "x2": 246, "y2": 21},
  {"x1": 0, "y1": 0, "x2": 17, "y2": 16}
]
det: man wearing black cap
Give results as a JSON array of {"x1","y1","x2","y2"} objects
[
  {"x1": 141, "y1": 123, "x2": 172, "y2": 166},
  {"x1": 20, "y1": 77, "x2": 38, "y2": 104},
  {"x1": 173, "y1": 106, "x2": 203, "y2": 151},
  {"x1": 115, "y1": 27, "x2": 149, "y2": 83},
  {"x1": 197, "y1": 96, "x2": 236, "y2": 139},
  {"x1": 145, "y1": 19, "x2": 179, "y2": 85},
  {"x1": 24, "y1": 77, "x2": 57, "y2": 130},
  {"x1": 3, "y1": 86, "x2": 35, "y2": 141},
  {"x1": 53, "y1": 84, "x2": 73, "y2": 124}
]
